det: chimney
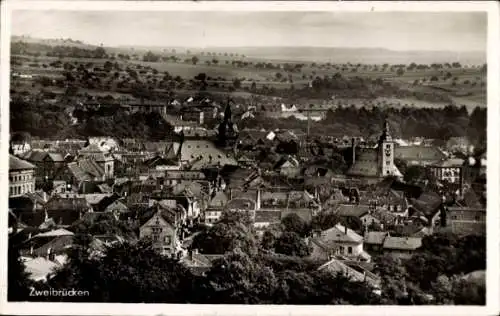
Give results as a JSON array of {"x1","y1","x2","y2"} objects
[
  {"x1": 256, "y1": 188, "x2": 261, "y2": 210},
  {"x1": 344, "y1": 224, "x2": 348, "y2": 234},
  {"x1": 199, "y1": 111, "x2": 204, "y2": 125},
  {"x1": 351, "y1": 137, "x2": 356, "y2": 165}
]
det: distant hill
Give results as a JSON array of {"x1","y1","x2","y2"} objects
[
  {"x1": 196, "y1": 47, "x2": 486, "y2": 65},
  {"x1": 12, "y1": 35, "x2": 485, "y2": 65},
  {"x1": 11, "y1": 35, "x2": 96, "y2": 49}
]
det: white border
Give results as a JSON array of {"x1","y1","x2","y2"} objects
[{"x1": 0, "y1": 1, "x2": 499, "y2": 316}]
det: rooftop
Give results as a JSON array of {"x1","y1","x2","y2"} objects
[{"x1": 9, "y1": 155, "x2": 36, "y2": 171}]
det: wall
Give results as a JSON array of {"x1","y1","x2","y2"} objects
[{"x1": 9, "y1": 169, "x2": 36, "y2": 197}]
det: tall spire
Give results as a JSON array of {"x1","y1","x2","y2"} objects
[{"x1": 379, "y1": 119, "x2": 392, "y2": 144}]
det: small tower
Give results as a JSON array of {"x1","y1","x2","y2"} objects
[{"x1": 378, "y1": 119, "x2": 395, "y2": 177}]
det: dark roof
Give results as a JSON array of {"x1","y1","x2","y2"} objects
[
  {"x1": 77, "y1": 159, "x2": 105, "y2": 178},
  {"x1": 335, "y1": 204, "x2": 370, "y2": 218},
  {"x1": 67, "y1": 162, "x2": 92, "y2": 182},
  {"x1": 347, "y1": 148, "x2": 379, "y2": 177},
  {"x1": 9, "y1": 155, "x2": 36, "y2": 171},
  {"x1": 45, "y1": 196, "x2": 91, "y2": 212},
  {"x1": 254, "y1": 210, "x2": 281, "y2": 223}
]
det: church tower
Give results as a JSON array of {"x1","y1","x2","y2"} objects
[{"x1": 378, "y1": 120, "x2": 395, "y2": 177}]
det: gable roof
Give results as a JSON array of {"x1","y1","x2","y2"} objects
[
  {"x1": 77, "y1": 159, "x2": 105, "y2": 178},
  {"x1": 318, "y1": 258, "x2": 381, "y2": 289},
  {"x1": 347, "y1": 149, "x2": 379, "y2": 177},
  {"x1": 67, "y1": 162, "x2": 92, "y2": 182},
  {"x1": 9, "y1": 155, "x2": 36, "y2": 171},
  {"x1": 181, "y1": 140, "x2": 237, "y2": 167},
  {"x1": 335, "y1": 204, "x2": 370, "y2": 218},
  {"x1": 315, "y1": 223, "x2": 363, "y2": 246},
  {"x1": 33, "y1": 228, "x2": 74, "y2": 238},
  {"x1": 364, "y1": 231, "x2": 388, "y2": 245},
  {"x1": 209, "y1": 191, "x2": 229, "y2": 208},
  {"x1": 383, "y1": 236, "x2": 422, "y2": 250}
]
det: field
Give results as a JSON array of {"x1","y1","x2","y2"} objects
[{"x1": 10, "y1": 42, "x2": 487, "y2": 113}]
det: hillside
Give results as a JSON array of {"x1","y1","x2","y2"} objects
[{"x1": 12, "y1": 35, "x2": 485, "y2": 65}]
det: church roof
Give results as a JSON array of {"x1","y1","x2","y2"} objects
[{"x1": 347, "y1": 148, "x2": 379, "y2": 177}]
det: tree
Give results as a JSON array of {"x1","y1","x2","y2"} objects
[
  {"x1": 203, "y1": 249, "x2": 278, "y2": 304},
  {"x1": 396, "y1": 68, "x2": 405, "y2": 76},
  {"x1": 232, "y1": 78, "x2": 242, "y2": 90},
  {"x1": 191, "y1": 216, "x2": 257, "y2": 255},
  {"x1": 274, "y1": 232, "x2": 310, "y2": 257},
  {"x1": 281, "y1": 213, "x2": 309, "y2": 237},
  {"x1": 403, "y1": 165, "x2": 427, "y2": 183},
  {"x1": 261, "y1": 230, "x2": 276, "y2": 250},
  {"x1": 311, "y1": 212, "x2": 340, "y2": 231},
  {"x1": 47, "y1": 239, "x2": 193, "y2": 302},
  {"x1": 191, "y1": 56, "x2": 199, "y2": 65},
  {"x1": 8, "y1": 239, "x2": 32, "y2": 301},
  {"x1": 103, "y1": 61, "x2": 113, "y2": 72}
]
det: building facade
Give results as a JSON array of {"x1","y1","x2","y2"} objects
[{"x1": 9, "y1": 155, "x2": 36, "y2": 197}]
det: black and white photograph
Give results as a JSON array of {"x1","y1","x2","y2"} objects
[{"x1": 1, "y1": 1, "x2": 499, "y2": 315}]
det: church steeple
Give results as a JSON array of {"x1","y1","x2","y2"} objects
[
  {"x1": 224, "y1": 98, "x2": 232, "y2": 123},
  {"x1": 378, "y1": 119, "x2": 392, "y2": 145}
]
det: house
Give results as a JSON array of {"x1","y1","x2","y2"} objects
[
  {"x1": 139, "y1": 208, "x2": 181, "y2": 257},
  {"x1": 180, "y1": 249, "x2": 214, "y2": 276},
  {"x1": 22, "y1": 256, "x2": 63, "y2": 282},
  {"x1": 446, "y1": 136, "x2": 471, "y2": 154},
  {"x1": 78, "y1": 144, "x2": 114, "y2": 179},
  {"x1": 11, "y1": 141, "x2": 32, "y2": 156},
  {"x1": 44, "y1": 196, "x2": 92, "y2": 226},
  {"x1": 428, "y1": 158, "x2": 465, "y2": 186},
  {"x1": 104, "y1": 199, "x2": 130, "y2": 218},
  {"x1": 274, "y1": 155, "x2": 301, "y2": 178},
  {"x1": 203, "y1": 191, "x2": 229, "y2": 225},
  {"x1": 363, "y1": 231, "x2": 389, "y2": 253},
  {"x1": 310, "y1": 223, "x2": 371, "y2": 262},
  {"x1": 334, "y1": 204, "x2": 370, "y2": 229},
  {"x1": 409, "y1": 191, "x2": 443, "y2": 227},
  {"x1": 9, "y1": 155, "x2": 36, "y2": 197},
  {"x1": 254, "y1": 210, "x2": 282, "y2": 229},
  {"x1": 318, "y1": 258, "x2": 381, "y2": 290},
  {"x1": 163, "y1": 170, "x2": 206, "y2": 187},
  {"x1": 382, "y1": 236, "x2": 422, "y2": 259},
  {"x1": 21, "y1": 150, "x2": 65, "y2": 183},
  {"x1": 441, "y1": 206, "x2": 486, "y2": 236}
]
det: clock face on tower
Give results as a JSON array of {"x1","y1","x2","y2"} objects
[{"x1": 385, "y1": 144, "x2": 392, "y2": 157}]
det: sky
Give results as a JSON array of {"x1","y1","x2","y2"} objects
[{"x1": 11, "y1": 10, "x2": 487, "y2": 51}]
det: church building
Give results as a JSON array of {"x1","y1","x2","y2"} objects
[{"x1": 347, "y1": 120, "x2": 402, "y2": 181}]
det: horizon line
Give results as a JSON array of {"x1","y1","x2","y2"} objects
[{"x1": 11, "y1": 34, "x2": 486, "y2": 54}]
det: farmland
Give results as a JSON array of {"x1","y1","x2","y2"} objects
[{"x1": 8, "y1": 37, "x2": 487, "y2": 142}]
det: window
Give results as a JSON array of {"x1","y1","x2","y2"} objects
[
  {"x1": 348, "y1": 247, "x2": 353, "y2": 254},
  {"x1": 164, "y1": 236, "x2": 171, "y2": 244},
  {"x1": 475, "y1": 216, "x2": 480, "y2": 221},
  {"x1": 152, "y1": 234, "x2": 159, "y2": 241},
  {"x1": 152, "y1": 227, "x2": 163, "y2": 233}
]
